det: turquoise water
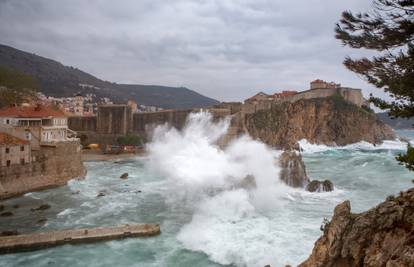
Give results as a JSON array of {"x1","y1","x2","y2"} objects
[{"x1": 0, "y1": 129, "x2": 413, "y2": 267}]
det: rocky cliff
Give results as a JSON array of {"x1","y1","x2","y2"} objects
[
  {"x1": 299, "y1": 188, "x2": 414, "y2": 267},
  {"x1": 244, "y1": 96, "x2": 395, "y2": 150}
]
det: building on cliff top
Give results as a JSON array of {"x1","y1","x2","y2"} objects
[
  {"x1": 0, "y1": 133, "x2": 31, "y2": 167},
  {"x1": 0, "y1": 105, "x2": 77, "y2": 149},
  {"x1": 244, "y1": 80, "x2": 367, "y2": 108},
  {"x1": 244, "y1": 92, "x2": 274, "y2": 105}
]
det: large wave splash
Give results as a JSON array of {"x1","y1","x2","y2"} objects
[{"x1": 147, "y1": 111, "x2": 289, "y2": 266}]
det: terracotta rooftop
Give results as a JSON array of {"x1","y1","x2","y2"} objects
[
  {"x1": 0, "y1": 105, "x2": 66, "y2": 118},
  {"x1": 0, "y1": 132, "x2": 29, "y2": 146}
]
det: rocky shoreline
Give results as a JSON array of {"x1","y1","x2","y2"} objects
[{"x1": 299, "y1": 187, "x2": 414, "y2": 267}]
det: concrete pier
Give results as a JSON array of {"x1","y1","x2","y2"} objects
[{"x1": 0, "y1": 224, "x2": 160, "y2": 254}]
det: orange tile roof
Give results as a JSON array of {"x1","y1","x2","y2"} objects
[
  {"x1": 0, "y1": 105, "x2": 67, "y2": 118},
  {"x1": 0, "y1": 132, "x2": 29, "y2": 145}
]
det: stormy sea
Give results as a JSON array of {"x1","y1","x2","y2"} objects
[{"x1": 0, "y1": 112, "x2": 412, "y2": 267}]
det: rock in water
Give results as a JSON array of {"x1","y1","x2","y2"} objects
[
  {"x1": 299, "y1": 188, "x2": 414, "y2": 267},
  {"x1": 279, "y1": 151, "x2": 310, "y2": 188},
  {"x1": 120, "y1": 173, "x2": 129, "y2": 179},
  {"x1": 0, "y1": 211, "x2": 13, "y2": 217},
  {"x1": 0, "y1": 230, "x2": 19, "y2": 236},
  {"x1": 306, "y1": 180, "x2": 334, "y2": 192},
  {"x1": 31, "y1": 204, "x2": 51, "y2": 211}
]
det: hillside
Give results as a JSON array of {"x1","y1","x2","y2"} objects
[
  {"x1": 0, "y1": 44, "x2": 219, "y2": 109},
  {"x1": 376, "y1": 112, "x2": 414, "y2": 130}
]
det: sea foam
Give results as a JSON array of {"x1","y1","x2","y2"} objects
[{"x1": 146, "y1": 111, "x2": 290, "y2": 266}]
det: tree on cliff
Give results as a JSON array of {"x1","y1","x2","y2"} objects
[{"x1": 335, "y1": 0, "x2": 414, "y2": 172}]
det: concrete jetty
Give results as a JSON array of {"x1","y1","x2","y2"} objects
[{"x1": 0, "y1": 224, "x2": 160, "y2": 254}]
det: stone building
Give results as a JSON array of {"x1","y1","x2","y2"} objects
[
  {"x1": 74, "y1": 93, "x2": 84, "y2": 116},
  {"x1": 310, "y1": 79, "x2": 341, "y2": 89},
  {"x1": 96, "y1": 104, "x2": 132, "y2": 135},
  {"x1": 127, "y1": 100, "x2": 138, "y2": 113},
  {"x1": 244, "y1": 92, "x2": 273, "y2": 105},
  {"x1": 0, "y1": 105, "x2": 75, "y2": 149},
  {"x1": 0, "y1": 133, "x2": 31, "y2": 167},
  {"x1": 244, "y1": 80, "x2": 366, "y2": 108}
]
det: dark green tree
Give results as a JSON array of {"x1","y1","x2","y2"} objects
[
  {"x1": 336, "y1": 0, "x2": 414, "y2": 172},
  {"x1": 0, "y1": 66, "x2": 39, "y2": 107},
  {"x1": 117, "y1": 135, "x2": 145, "y2": 146}
]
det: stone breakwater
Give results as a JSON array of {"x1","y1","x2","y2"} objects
[
  {"x1": 0, "y1": 224, "x2": 160, "y2": 254},
  {"x1": 299, "y1": 187, "x2": 414, "y2": 267},
  {"x1": 0, "y1": 141, "x2": 86, "y2": 199}
]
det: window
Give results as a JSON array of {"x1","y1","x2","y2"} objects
[
  {"x1": 5, "y1": 148, "x2": 9, "y2": 154},
  {"x1": 6, "y1": 119, "x2": 10, "y2": 124},
  {"x1": 20, "y1": 146, "x2": 24, "y2": 151},
  {"x1": 20, "y1": 158, "x2": 25, "y2": 165},
  {"x1": 6, "y1": 160, "x2": 10, "y2": 167}
]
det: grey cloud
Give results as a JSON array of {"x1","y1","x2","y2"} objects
[{"x1": 0, "y1": 0, "x2": 389, "y2": 102}]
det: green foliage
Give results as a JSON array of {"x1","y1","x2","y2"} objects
[
  {"x1": 335, "y1": 0, "x2": 414, "y2": 119},
  {"x1": 0, "y1": 66, "x2": 38, "y2": 107},
  {"x1": 117, "y1": 135, "x2": 145, "y2": 146},
  {"x1": 396, "y1": 144, "x2": 414, "y2": 172},
  {"x1": 336, "y1": 1, "x2": 414, "y2": 173},
  {"x1": 0, "y1": 66, "x2": 39, "y2": 90}
]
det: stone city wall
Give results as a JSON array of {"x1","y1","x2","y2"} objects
[
  {"x1": 0, "y1": 141, "x2": 86, "y2": 199},
  {"x1": 68, "y1": 116, "x2": 97, "y2": 132}
]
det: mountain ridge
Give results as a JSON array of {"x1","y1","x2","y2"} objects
[{"x1": 0, "y1": 44, "x2": 219, "y2": 109}]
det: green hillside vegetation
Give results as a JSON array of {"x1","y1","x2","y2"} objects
[{"x1": 0, "y1": 66, "x2": 38, "y2": 108}]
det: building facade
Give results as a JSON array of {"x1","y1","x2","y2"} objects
[
  {"x1": 0, "y1": 133, "x2": 31, "y2": 167},
  {"x1": 0, "y1": 105, "x2": 74, "y2": 149}
]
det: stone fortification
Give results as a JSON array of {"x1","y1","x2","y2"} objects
[
  {"x1": 0, "y1": 141, "x2": 85, "y2": 199},
  {"x1": 244, "y1": 97, "x2": 395, "y2": 150},
  {"x1": 68, "y1": 94, "x2": 394, "y2": 150}
]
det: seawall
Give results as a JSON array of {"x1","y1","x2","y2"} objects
[{"x1": 0, "y1": 141, "x2": 86, "y2": 199}]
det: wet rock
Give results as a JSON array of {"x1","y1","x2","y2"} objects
[
  {"x1": 279, "y1": 151, "x2": 310, "y2": 188},
  {"x1": 13, "y1": 204, "x2": 19, "y2": 209},
  {"x1": 306, "y1": 180, "x2": 334, "y2": 192},
  {"x1": 0, "y1": 230, "x2": 19, "y2": 236},
  {"x1": 120, "y1": 173, "x2": 129, "y2": 179},
  {"x1": 299, "y1": 188, "x2": 414, "y2": 267},
  {"x1": 236, "y1": 174, "x2": 257, "y2": 189},
  {"x1": 37, "y1": 218, "x2": 48, "y2": 225},
  {"x1": 0, "y1": 205, "x2": 4, "y2": 211},
  {"x1": 0, "y1": 211, "x2": 13, "y2": 217},
  {"x1": 31, "y1": 204, "x2": 51, "y2": 211},
  {"x1": 71, "y1": 190, "x2": 80, "y2": 195},
  {"x1": 97, "y1": 190, "x2": 107, "y2": 197}
]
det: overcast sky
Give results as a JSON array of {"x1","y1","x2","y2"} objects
[{"x1": 0, "y1": 0, "x2": 389, "y2": 102}]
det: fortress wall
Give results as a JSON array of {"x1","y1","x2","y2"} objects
[
  {"x1": 132, "y1": 109, "x2": 193, "y2": 136},
  {"x1": 286, "y1": 88, "x2": 337, "y2": 103},
  {"x1": 97, "y1": 105, "x2": 132, "y2": 135},
  {"x1": 339, "y1": 88, "x2": 364, "y2": 107},
  {"x1": 0, "y1": 141, "x2": 85, "y2": 199},
  {"x1": 286, "y1": 88, "x2": 364, "y2": 107},
  {"x1": 68, "y1": 116, "x2": 97, "y2": 132}
]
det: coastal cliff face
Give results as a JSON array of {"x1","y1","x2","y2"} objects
[
  {"x1": 244, "y1": 97, "x2": 395, "y2": 150},
  {"x1": 299, "y1": 188, "x2": 414, "y2": 267}
]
